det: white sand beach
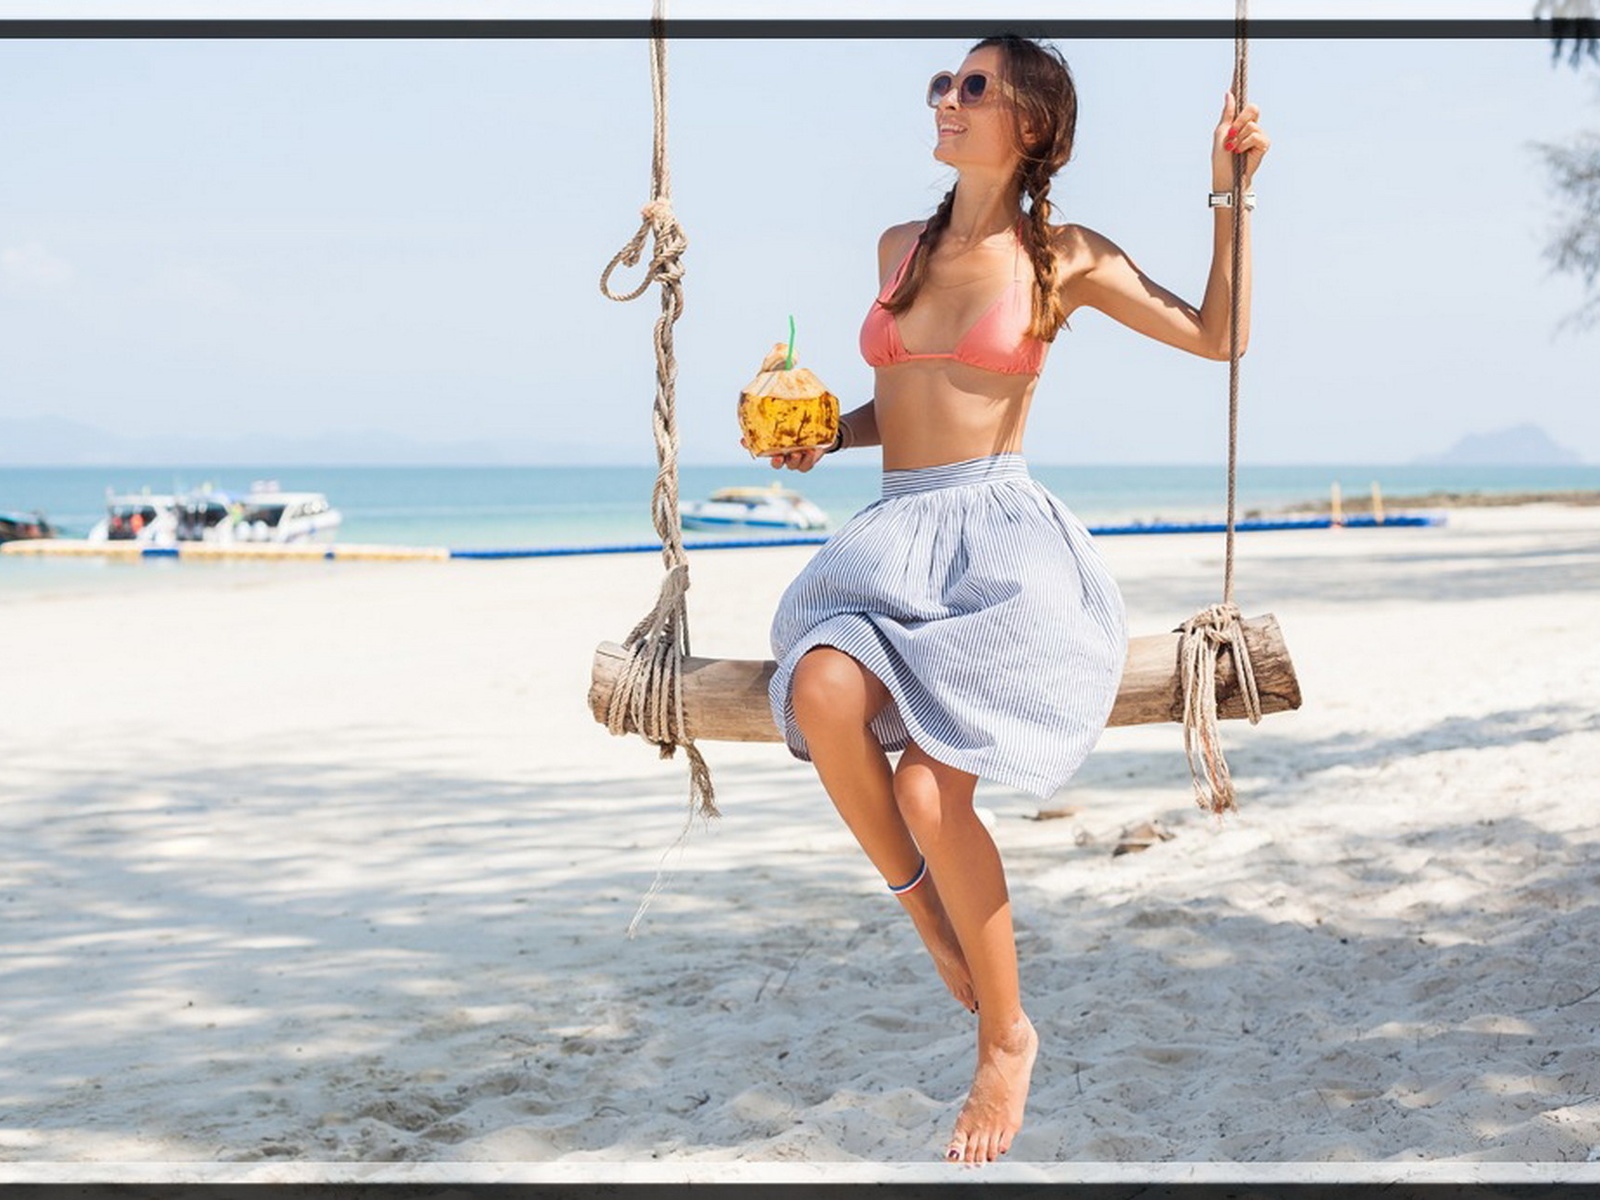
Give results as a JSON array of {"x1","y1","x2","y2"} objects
[{"x1": 2, "y1": 502, "x2": 1598, "y2": 1165}]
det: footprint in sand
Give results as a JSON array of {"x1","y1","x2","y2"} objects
[
  {"x1": 355, "y1": 1095, "x2": 455, "y2": 1134},
  {"x1": 859, "y1": 1009, "x2": 917, "y2": 1032}
]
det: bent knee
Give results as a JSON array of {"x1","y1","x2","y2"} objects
[
  {"x1": 893, "y1": 746, "x2": 977, "y2": 826},
  {"x1": 892, "y1": 775, "x2": 936, "y2": 825},
  {"x1": 791, "y1": 647, "x2": 884, "y2": 730}
]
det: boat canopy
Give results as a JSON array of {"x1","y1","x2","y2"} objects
[{"x1": 707, "y1": 485, "x2": 806, "y2": 504}]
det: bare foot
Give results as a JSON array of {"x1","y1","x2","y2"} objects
[
  {"x1": 895, "y1": 879, "x2": 977, "y2": 1013},
  {"x1": 944, "y1": 1013, "x2": 1038, "y2": 1164}
]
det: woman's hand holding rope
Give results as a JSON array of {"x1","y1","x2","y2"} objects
[{"x1": 1213, "y1": 89, "x2": 1269, "y2": 190}]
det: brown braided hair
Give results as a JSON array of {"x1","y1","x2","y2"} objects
[{"x1": 881, "y1": 35, "x2": 1078, "y2": 342}]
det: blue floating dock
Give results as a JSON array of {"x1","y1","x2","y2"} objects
[
  {"x1": 0, "y1": 512, "x2": 1443, "y2": 563},
  {"x1": 1086, "y1": 513, "x2": 1442, "y2": 537},
  {"x1": 451, "y1": 512, "x2": 1442, "y2": 558}
]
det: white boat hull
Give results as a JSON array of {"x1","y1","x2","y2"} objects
[
  {"x1": 680, "y1": 496, "x2": 829, "y2": 533},
  {"x1": 87, "y1": 488, "x2": 343, "y2": 546}
]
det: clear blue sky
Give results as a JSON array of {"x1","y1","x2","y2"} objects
[{"x1": 1, "y1": 2, "x2": 1596, "y2": 464}]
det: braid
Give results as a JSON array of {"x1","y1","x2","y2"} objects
[
  {"x1": 967, "y1": 32, "x2": 1076, "y2": 339},
  {"x1": 882, "y1": 32, "x2": 1076, "y2": 335},
  {"x1": 882, "y1": 186, "x2": 957, "y2": 315},
  {"x1": 1021, "y1": 163, "x2": 1068, "y2": 340}
]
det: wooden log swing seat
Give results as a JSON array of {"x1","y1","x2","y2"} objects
[
  {"x1": 591, "y1": 0, "x2": 1300, "y2": 821},
  {"x1": 591, "y1": 616, "x2": 1301, "y2": 741}
]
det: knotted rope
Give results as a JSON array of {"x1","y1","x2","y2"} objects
[
  {"x1": 599, "y1": 1, "x2": 716, "y2": 823},
  {"x1": 1174, "y1": 0, "x2": 1263, "y2": 815},
  {"x1": 1176, "y1": 601, "x2": 1263, "y2": 814}
]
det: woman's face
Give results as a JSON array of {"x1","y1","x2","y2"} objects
[{"x1": 931, "y1": 45, "x2": 1024, "y2": 173}]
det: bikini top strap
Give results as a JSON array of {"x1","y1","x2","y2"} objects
[{"x1": 889, "y1": 223, "x2": 928, "y2": 295}]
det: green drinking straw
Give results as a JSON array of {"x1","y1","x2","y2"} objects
[{"x1": 784, "y1": 315, "x2": 796, "y2": 370}]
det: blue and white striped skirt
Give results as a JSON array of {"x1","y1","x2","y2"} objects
[{"x1": 768, "y1": 453, "x2": 1128, "y2": 800}]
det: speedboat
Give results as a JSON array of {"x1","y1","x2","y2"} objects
[
  {"x1": 680, "y1": 484, "x2": 830, "y2": 532},
  {"x1": 87, "y1": 482, "x2": 342, "y2": 545},
  {"x1": 228, "y1": 480, "x2": 342, "y2": 544},
  {"x1": 0, "y1": 511, "x2": 56, "y2": 543},
  {"x1": 87, "y1": 492, "x2": 181, "y2": 543},
  {"x1": 174, "y1": 489, "x2": 237, "y2": 542}
]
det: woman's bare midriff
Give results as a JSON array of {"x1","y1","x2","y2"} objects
[{"x1": 874, "y1": 358, "x2": 1039, "y2": 470}]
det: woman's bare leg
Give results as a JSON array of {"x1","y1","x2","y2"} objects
[
  {"x1": 893, "y1": 741, "x2": 1039, "y2": 1164},
  {"x1": 790, "y1": 647, "x2": 975, "y2": 1012}
]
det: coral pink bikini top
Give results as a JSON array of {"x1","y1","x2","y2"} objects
[{"x1": 859, "y1": 223, "x2": 1049, "y2": 377}]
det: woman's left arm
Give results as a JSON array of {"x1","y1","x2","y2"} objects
[{"x1": 1060, "y1": 90, "x2": 1269, "y2": 361}]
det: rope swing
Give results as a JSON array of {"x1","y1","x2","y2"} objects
[
  {"x1": 597, "y1": 0, "x2": 715, "y2": 820},
  {"x1": 593, "y1": 1, "x2": 1299, "y2": 819},
  {"x1": 1173, "y1": 0, "x2": 1265, "y2": 815}
]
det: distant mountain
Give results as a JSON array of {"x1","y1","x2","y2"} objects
[
  {"x1": 0, "y1": 416, "x2": 623, "y2": 466},
  {"x1": 1413, "y1": 423, "x2": 1584, "y2": 466}
]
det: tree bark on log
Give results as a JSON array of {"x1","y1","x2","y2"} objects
[{"x1": 590, "y1": 612, "x2": 1301, "y2": 743}]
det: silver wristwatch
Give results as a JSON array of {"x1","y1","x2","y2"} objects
[{"x1": 1208, "y1": 191, "x2": 1257, "y2": 210}]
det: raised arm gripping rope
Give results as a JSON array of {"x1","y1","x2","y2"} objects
[{"x1": 1173, "y1": 0, "x2": 1266, "y2": 815}]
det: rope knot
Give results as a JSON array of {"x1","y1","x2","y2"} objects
[
  {"x1": 647, "y1": 560, "x2": 690, "y2": 622},
  {"x1": 600, "y1": 197, "x2": 688, "y2": 302},
  {"x1": 645, "y1": 200, "x2": 688, "y2": 286},
  {"x1": 1178, "y1": 601, "x2": 1243, "y2": 645},
  {"x1": 1174, "y1": 600, "x2": 1261, "y2": 815}
]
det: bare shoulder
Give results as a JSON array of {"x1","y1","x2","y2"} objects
[
  {"x1": 878, "y1": 219, "x2": 926, "y2": 255},
  {"x1": 1050, "y1": 222, "x2": 1123, "y2": 276},
  {"x1": 1050, "y1": 222, "x2": 1132, "y2": 314},
  {"x1": 875, "y1": 220, "x2": 926, "y2": 283}
]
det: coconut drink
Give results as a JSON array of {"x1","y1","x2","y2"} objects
[{"x1": 738, "y1": 326, "x2": 840, "y2": 458}]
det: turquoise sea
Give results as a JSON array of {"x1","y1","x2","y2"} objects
[{"x1": 3, "y1": 461, "x2": 1597, "y2": 592}]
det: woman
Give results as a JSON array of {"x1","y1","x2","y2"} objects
[{"x1": 761, "y1": 35, "x2": 1268, "y2": 1164}]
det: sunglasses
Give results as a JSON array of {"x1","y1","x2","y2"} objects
[{"x1": 926, "y1": 69, "x2": 1002, "y2": 109}]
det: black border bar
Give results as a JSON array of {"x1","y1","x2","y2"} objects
[{"x1": 0, "y1": 17, "x2": 1595, "y2": 38}]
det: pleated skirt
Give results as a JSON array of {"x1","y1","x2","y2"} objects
[{"x1": 768, "y1": 453, "x2": 1128, "y2": 800}]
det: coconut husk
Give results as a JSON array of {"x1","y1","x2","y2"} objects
[{"x1": 738, "y1": 342, "x2": 840, "y2": 457}]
